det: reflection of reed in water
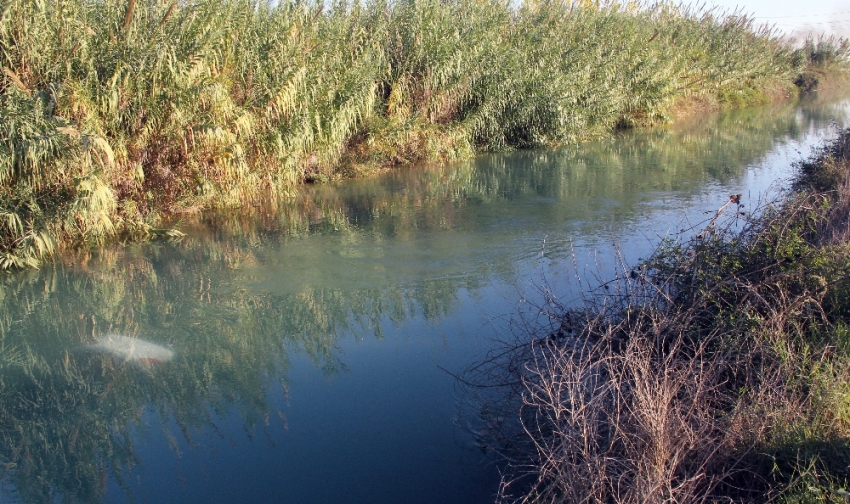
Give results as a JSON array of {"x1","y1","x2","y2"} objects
[{"x1": 0, "y1": 93, "x2": 846, "y2": 504}]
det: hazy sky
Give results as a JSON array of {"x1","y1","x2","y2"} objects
[{"x1": 705, "y1": 0, "x2": 850, "y2": 39}]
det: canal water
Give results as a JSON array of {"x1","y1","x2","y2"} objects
[{"x1": 1, "y1": 93, "x2": 848, "y2": 504}]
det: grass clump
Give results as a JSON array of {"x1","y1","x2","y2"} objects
[
  {"x1": 1, "y1": 0, "x2": 846, "y2": 269},
  {"x1": 466, "y1": 129, "x2": 850, "y2": 503}
]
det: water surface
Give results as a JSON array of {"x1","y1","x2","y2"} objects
[{"x1": 1, "y1": 93, "x2": 848, "y2": 504}]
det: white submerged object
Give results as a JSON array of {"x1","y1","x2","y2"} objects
[{"x1": 89, "y1": 334, "x2": 174, "y2": 365}]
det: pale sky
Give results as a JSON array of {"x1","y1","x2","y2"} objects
[{"x1": 704, "y1": 0, "x2": 850, "y2": 40}]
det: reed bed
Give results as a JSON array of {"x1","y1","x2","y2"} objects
[
  {"x1": 465, "y1": 129, "x2": 850, "y2": 502},
  {"x1": 0, "y1": 0, "x2": 842, "y2": 269}
]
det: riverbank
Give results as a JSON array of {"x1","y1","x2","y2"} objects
[
  {"x1": 1, "y1": 0, "x2": 848, "y2": 270},
  {"x1": 469, "y1": 129, "x2": 850, "y2": 502}
]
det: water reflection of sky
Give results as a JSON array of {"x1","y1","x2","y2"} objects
[{"x1": 1, "y1": 93, "x2": 849, "y2": 504}]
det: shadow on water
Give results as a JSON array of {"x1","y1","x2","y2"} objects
[{"x1": 0, "y1": 92, "x2": 848, "y2": 503}]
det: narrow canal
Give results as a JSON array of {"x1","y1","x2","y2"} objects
[{"x1": 1, "y1": 92, "x2": 848, "y2": 504}]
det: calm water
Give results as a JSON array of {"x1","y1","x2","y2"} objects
[{"x1": 1, "y1": 93, "x2": 849, "y2": 504}]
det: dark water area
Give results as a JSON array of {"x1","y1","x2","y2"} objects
[{"x1": 1, "y1": 92, "x2": 849, "y2": 504}]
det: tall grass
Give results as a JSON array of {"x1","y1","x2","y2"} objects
[{"x1": 0, "y1": 0, "x2": 836, "y2": 268}]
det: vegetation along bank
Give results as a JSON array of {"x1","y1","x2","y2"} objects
[
  {"x1": 466, "y1": 129, "x2": 850, "y2": 502},
  {"x1": 1, "y1": 0, "x2": 848, "y2": 269}
]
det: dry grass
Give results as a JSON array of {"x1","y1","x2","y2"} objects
[{"x1": 467, "y1": 129, "x2": 850, "y2": 503}]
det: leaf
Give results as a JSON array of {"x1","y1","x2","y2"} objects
[{"x1": 2, "y1": 67, "x2": 29, "y2": 96}]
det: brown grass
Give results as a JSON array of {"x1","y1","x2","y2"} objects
[{"x1": 467, "y1": 129, "x2": 850, "y2": 503}]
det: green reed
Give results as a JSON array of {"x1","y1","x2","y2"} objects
[{"x1": 0, "y1": 0, "x2": 838, "y2": 269}]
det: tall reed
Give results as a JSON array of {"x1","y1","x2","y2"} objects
[{"x1": 0, "y1": 0, "x2": 836, "y2": 268}]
